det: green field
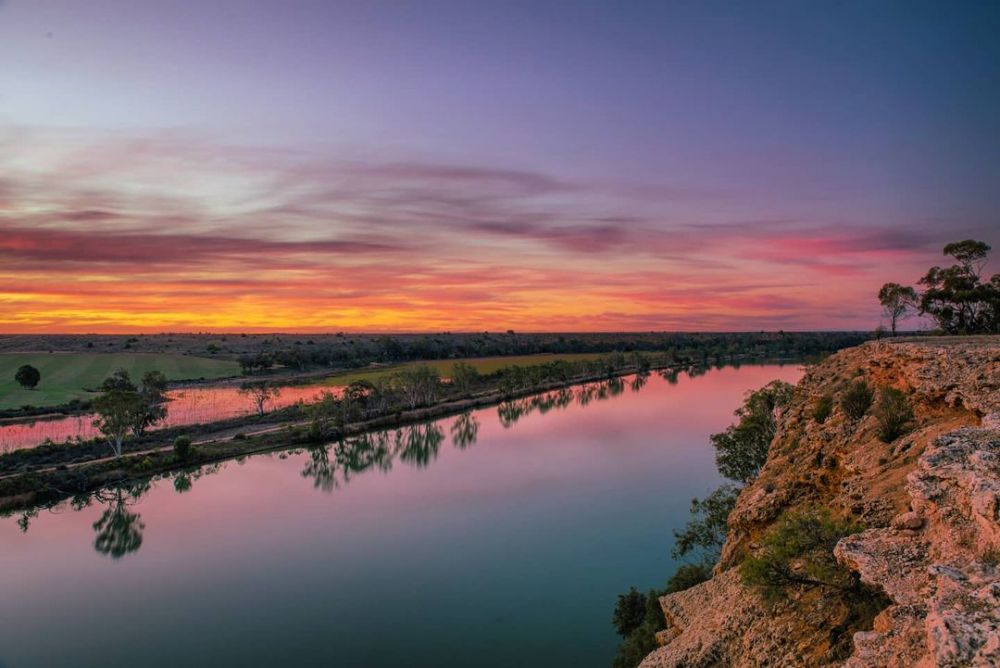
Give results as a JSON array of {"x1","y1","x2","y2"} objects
[
  {"x1": 0, "y1": 353, "x2": 240, "y2": 410},
  {"x1": 320, "y1": 353, "x2": 611, "y2": 387}
]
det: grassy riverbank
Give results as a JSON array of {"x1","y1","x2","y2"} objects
[{"x1": 0, "y1": 353, "x2": 240, "y2": 410}]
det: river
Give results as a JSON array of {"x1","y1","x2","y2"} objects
[{"x1": 0, "y1": 363, "x2": 803, "y2": 667}]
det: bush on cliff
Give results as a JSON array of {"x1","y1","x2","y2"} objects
[
  {"x1": 610, "y1": 565, "x2": 711, "y2": 668},
  {"x1": 840, "y1": 380, "x2": 873, "y2": 421},
  {"x1": 672, "y1": 484, "x2": 739, "y2": 565},
  {"x1": 711, "y1": 380, "x2": 794, "y2": 484},
  {"x1": 811, "y1": 393, "x2": 834, "y2": 423},
  {"x1": 873, "y1": 387, "x2": 914, "y2": 443},
  {"x1": 611, "y1": 585, "x2": 664, "y2": 668},
  {"x1": 665, "y1": 563, "x2": 711, "y2": 592},
  {"x1": 739, "y1": 507, "x2": 861, "y2": 603},
  {"x1": 613, "y1": 587, "x2": 649, "y2": 637}
]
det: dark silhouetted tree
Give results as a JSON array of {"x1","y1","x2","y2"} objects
[
  {"x1": 918, "y1": 240, "x2": 999, "y2": 334},
  {"x1": 14, "y1": 364, "x2": 40, "y2": 389}
]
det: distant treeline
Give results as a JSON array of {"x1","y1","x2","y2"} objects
[
  {"x1": 235, "y1": 331, "x2": 869, "y2": 374},
  {"x1": 0, "y1": 331, "x2": 870, "y2": 367}
]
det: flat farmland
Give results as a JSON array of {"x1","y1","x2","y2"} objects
[
  {"x1": 0, "y1": 353, "x2": 240, "y2": 410},
  {"x1": 320, "y1": 352, "x2": 611, "y2": 387}
]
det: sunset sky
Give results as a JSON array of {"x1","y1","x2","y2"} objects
[{"x1": 1, "y1": 0, "x2": 998, "y2": 333}]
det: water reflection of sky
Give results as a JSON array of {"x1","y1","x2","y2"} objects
[
  {"x1": 0, "y1": 384, "x2": 330, "y2": 452},
  {"x1": 0, "y1": 364, "x2": 803, "y2": 668}
]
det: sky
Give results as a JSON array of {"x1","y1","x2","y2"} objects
[{"x1": 1, "y1": 0, "x2": 998, "y2": 333}]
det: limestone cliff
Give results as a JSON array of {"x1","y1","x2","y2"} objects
[{"x1": 641, "y1": 338, "x2": 1000, "y2": 667}]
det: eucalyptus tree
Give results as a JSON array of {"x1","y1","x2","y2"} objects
[{"x1": 877, "y1": 282, "x2": 918, "y2": 336}]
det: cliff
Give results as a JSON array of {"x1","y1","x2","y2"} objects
[{"x1": 641, "y1": 338, "x2": 1000, "y2": 667}]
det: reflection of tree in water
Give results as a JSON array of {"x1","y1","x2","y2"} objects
[
  {"x1": 301, "y1": 430, "x2": 397, "y2": 492},
  {"x1": 499, "y1": 378, "x2": 636, "y2": 428},
  {"x1": 576, "y1": 385, "x2": 596, "y2": 407},
  {"x1": 302, "y1": 444, "x2": 337, "y2": 492},
  {"x1": 339, "y1": 431, "x2": 394, "y2": 478},
  {"x1": 687, "y1": 365, "x2": 709, "y2": 379},
  {"x1": 497, "y1": 400, "x2": 526, "y2": 428},
  {"x1": 8, "y1": 469, "x2": 239, "y2": 558},
  {"x1": 397, "y1": 423, "x2": 445, "y2": 468},
  {"x1": 16, "y1": 508, "x2": 38, "y2": 532},
  {"x1": 630, "y1": 372, "x2": 649, "y2": 393},
  {"x1": 84, "y1": 482, "x2": 150, "y2": 559},
  {"x1": 173, "y1": 473, "x2": 193, "y2": 493},
  {"x1": 450, "y1": 412, "x2": 479, "y2": 449},
  {"x1": 170, "y1": 462, "x2": 223, "y2": 495},
  {"x1": 597, "y1": 378, "x2": 625, "y2": 399},
  {"x1": 658, "y1": 368, "x2": 680, "y2": 384}
]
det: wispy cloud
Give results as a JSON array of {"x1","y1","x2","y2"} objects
[{"x1": 0, "y1": 129, "x2": 973, "y2": 332}]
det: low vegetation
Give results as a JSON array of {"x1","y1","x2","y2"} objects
[
  {"x1": 840, "y1": 379, "x2": 873, "y2": 421},
  {"x1": 873, "y1": 387, "x2": 914, "y2": 443},
  {"x1": 0, "y1": 352, "x2": 667, "y2": 487},
  {"x1": 173, "y1": 435, "x2": 193, "y2": 458},
  {"x1": 811, "y1": 393, "x2": 834, "y2": 423},
  {"x1": 739, "y1": 507, "x2": 861, "y2": 603},
  {"x1": 738, "y1": 507, "x2": 890, "y2": 658}
]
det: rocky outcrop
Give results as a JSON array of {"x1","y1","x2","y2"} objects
[
  {"x1": 836, "y1": 426, "x2": 1000, "y2": 667},
  {"x1": 641, "y1": 338, "x2": 1000, "y2": 668}
]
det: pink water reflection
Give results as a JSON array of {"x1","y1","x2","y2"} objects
[
  {"x1": 0, "y1": 364, "x2": 806, "y2": 668},
  {"x1": 0, "y1": 384, "x2": 330, "y2": 452}
]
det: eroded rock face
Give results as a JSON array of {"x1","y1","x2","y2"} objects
[
  {"x1": 642, "y1": 338, "x2": 1000, "y2": 668},
  {"x1": 836, "y1": 427, "x2": 1000, "y2": 667}
]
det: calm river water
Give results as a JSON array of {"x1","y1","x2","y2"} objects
[{"x1": 0, "y1": 363, "x2": 802, "y2": 668}]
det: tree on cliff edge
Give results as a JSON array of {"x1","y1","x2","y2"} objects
[{"x1": 878, "y1": 283, "x2": 918, "y2": 336}]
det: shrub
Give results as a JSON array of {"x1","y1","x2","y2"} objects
[
  {"x1": 739, "y1": 507, "x2": 861, "y2": 603},
  {"x1": 840, "y1": 380, "x2": 873, "y2": 421},
  {"x1": 873, "y1": 387, "x2": 914, "y2": 443},
  {"x1": 672, "y1": 484, "x2": 738, "y2": 563},
  {"x1": 665, "y1": 563, "x2": 711, "y2": 593},
  {"x1": 612, "y1": 587, "x2": 648, "y2": 637},
  {"x1": 609, "y1": 564, "x2": 711, "y2": 668},
  {"x1": 133, "y1": 456, "x2": 155, "y2": 472},
  {"x1": 173, "y1": 435, "x2": 193, "y2": 458},
  {"x1": 811, "y1": 394, "x2": 833, "y2": 423},
  {"x1": 711, "y1": 380, "x2": 794, "y2": 483},
  {"x1": 611, "y1": 586, "x2": 667, "y2": 668}
]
